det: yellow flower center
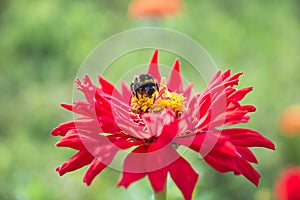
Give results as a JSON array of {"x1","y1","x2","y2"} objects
[{"x1": 130, "y1": 86, "x2": 186, "y2": 116}]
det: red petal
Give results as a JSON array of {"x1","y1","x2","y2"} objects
[
  {"x1": 205, "y1": 151, "x2": 261, "y2": 185},
  {"x1": 121, "y1": 82, "x2": 132, "y2": 103},
  {"x1": 174, "y1": 133, "x2": 206, "y2": 152},
  {"x1": 221, "y1": 69, "x2": 231, "y2": 80},
  {"x1": 51, "y1": 121, "x2": 75, "y2": 136},
  {"x1": 178, "y1": 131, "x2": 266, "y2": 186},
  {"x1": 236, "y1": 159, "x2": 261, "y2": 186},
  {"x1": 183, "y1": 82, "x2": 194, "y2": 102},
  {"x1": 117, "y1": 172, "x2": 146, "y2": 188},
  {"x1": 148, "y1": 168, "x2": 168, "y2": 192},
  {"x1": 147, "y1": 49, "x2": 161, "y2": 82},
  {"x1": 208, "y1": 70, "x2": 222, "y2": 87},
  {"x1": 167, "y1": 59, "x2": 183, "y2": 93},
  {"x1": 241, "y1": 105, "x2": 256, "y2": 112},
  {"x1": 228, "y1": 87, "x2": 253, "y2": 102},
  {"x1": 55, "y1": 130, "x2": 85, "y2": 150},
  {"x1": 123, "y1": 145, "x2": 149, "y2": 173},
  {"x1": 117, "y1": 146, "x2": 148, "y2": 188},
  {"x1": 146, "y1": 144, "x2": 178, "y2": 187},
  {"x1": 75, "y1": 75, "x2": 97, "y2": 103},
  {"x1": 153, "y1": 112, "x2": 178, "y2": 145},
  {"x1": 56, "y1": 151, "x2": 94, "y2": 176},
  {"x1": 79, "y1": 119, "x2": 102, "y2": 134},
  {"x1": 225, "y1": 72, "x2": 243, "y2": 87},
  {"x1": 66, "y1": 100, "x2": 95, "y2": 117},
  {"x1": 202, "y1": 139, "x2": 241, "y2": 173},
  {"x1": 225, "y1": 71, "x2": 243, "y2": 83},
  {"x1": 205, "y1": 154, "x2": 238, "y2": 173},
  {"x1": 98, "y1": 76, "x2": 121, "y2": 98},
  {"x1": 82, "y1": 141, "x2": 119, "y2": 185},
  {"x1": 212, "y1": 110, "x2": 251, "y2": 126},
  {"x1": 169, "y1": 157, "x2": 198, "y2": 200},
  {"x1": 236, "y1": 146, "x2": 258, "y2": 163},
  {"x1": 222, "y1": 128, "x2": 275, "y2": 150},
  {"x1": 116, "y1": 114, "x2": 148, "y2": 139},
  {"x1": 142, "y1": 110, "x2": 177, "y2": 139},
  {"x1": 83, "y1": 159, "x2": 107, "y2": 185},
  {"x1": 61, "y1": 103, "x2": 73, "y2": 111},
  {"x1": 111, "y1": 134, "x2": 143, "y2": 149}
]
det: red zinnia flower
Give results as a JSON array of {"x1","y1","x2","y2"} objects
[
  {"x1": 128, "y1": 0, "x2": 184, "y2": 19},
  {"x1": 51, "y1": 50, "x2": 275, "y2": 200},
  {"x1": 274, "y1": 166, "x2": 300, "y2": 200}
]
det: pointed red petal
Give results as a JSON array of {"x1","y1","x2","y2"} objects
[
  {"x1": 221, "y1": 69, "x2": 231, "y2": 80},
  {"x1": 83, "y1": 159, "x2": 107, "y2": 185},
  {"x1": 229, "y1": 87, "x2": 253, "y2": 102},
  {"x1": 153, "y1": 112, "x2": 178, "y2": 145},
  {"x1": 148, "y1": 168, "x2": 168, "y2": 192},
  {"x1": 111, "y1": 134, "x2": 143, "y2": 149},
  {"x1": 147, "y1": 49, "x2": 161, "y2": 82},
  {"x1": 222, "y1": 128, "x2": 275, "y2": 150},
  {"x1": 183, "y1": 83, "x2": 194, "y2": 101},
  {"x1": 167, "y1": 59, "x2": 183, "y2": 93},
  {"x1": 75, "y1": 75, "x2": 98, "y2": 103},
  {"x1": 208, "y1": 70, "x2": 222, "y2": 87},
  {"x1": 51, "y1": 121, "x2": 75, "y2": 136},
  {"x1": 123, "y1": 145, "x2": 149, "y2": 172},
  {"x1": 236, "y1": 159, "x2": 261, "y2": 186},
  {"x1": 61, "y1": 103, "x2": 73, "y2": 111},
  {"x1": 236, "y1": 146, "x2": 258, "y2": 163},
  {"x1": 169, "y1": 157, "x2": 198, "y2": 200},
  {"x1": 56, "y1": 151, "x2": 93, "y2": 176},
  {"x1": 118, "y1": 146, "x2": 148, "y2": 188},
  {"x1": 225, "y1": 72, "x2": 243, "y2": 87},
  {"x1": 98, "y1": 76, "x2": 121, "y2": 98},
  {"x1": 117, "y1": 172, "x2": 146, "y2": 188},
  {"x1": 55, "y1": 130, "x2": 85, "y2": 150},
  {"x1": 146, "y1": 144, "x2": 178, "y2": 190},
  {"x1": 121, "y1": 81, "x2": 132, "y2": 103}
]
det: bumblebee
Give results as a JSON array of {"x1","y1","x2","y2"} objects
[{"x1": 130, "y1": 74, "x2": 159, "y2": 99}]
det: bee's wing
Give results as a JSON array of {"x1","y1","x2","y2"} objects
[{"x1": 130, "y1": 82, "x2": 135, "y2": 94}]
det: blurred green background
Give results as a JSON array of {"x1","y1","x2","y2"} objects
[{"x1": 1, "y1": 0, "x2": 300, "y2": 199}]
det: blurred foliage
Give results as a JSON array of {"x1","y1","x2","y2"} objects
[{"x1": 1, "y1": 0, "x2": 300, "y2": 199}]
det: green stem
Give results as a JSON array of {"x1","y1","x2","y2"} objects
[{"x1": 154, "y1": 185, "x2": 167, "y2": 200}]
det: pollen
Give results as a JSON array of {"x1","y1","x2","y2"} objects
[
  {"x1": 131, "y1": 92, "x2": 157, "y2": 113},
  {"x1": 130, "y1": 86, "x2": 185, "y2": 116},
  {"x1": 155, "y1": 91, "x2": 186, "y2": 116}
]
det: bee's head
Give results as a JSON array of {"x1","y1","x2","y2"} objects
[{"x1": 130, "y1": 74, "x2": 159, "y2": 98}]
